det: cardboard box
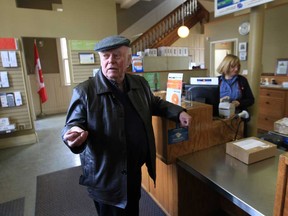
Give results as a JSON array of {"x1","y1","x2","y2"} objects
[
  {"x1": 226, "y1": 137, "x2": 277, "y2": 164},
  {"x1": 274, "y1": 117, "x2": 288, "y2": 135}
]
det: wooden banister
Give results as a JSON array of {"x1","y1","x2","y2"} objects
[{"x1": 130, "y1": 0, "x2": 209, "y2": 54}]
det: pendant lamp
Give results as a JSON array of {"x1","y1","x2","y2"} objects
[{"x1": 177, "y1": 1, "x2": 189, "y2": 38}]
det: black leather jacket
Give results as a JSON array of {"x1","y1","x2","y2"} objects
[{"x1": 62, "y1": 70, "x2": 184, "y2": 208}]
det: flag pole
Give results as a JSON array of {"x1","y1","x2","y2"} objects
[
  {"x1": 34, "y1": 39, "x2": 48, "y2": 119},
  {"x1": 37, "y1": 95, "x2": 46, "y2": 119}
]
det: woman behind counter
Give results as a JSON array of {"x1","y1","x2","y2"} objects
[
  {"x1": 217, "y1": 54, "x2": 254, "y2": 137},
  {"x1": 217, "y1": 54, "x2": 254, "y2": 113}
]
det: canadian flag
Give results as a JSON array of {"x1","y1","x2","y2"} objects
[{"x1": 34, "y1": 41, "x2": 48, "y2": 103}]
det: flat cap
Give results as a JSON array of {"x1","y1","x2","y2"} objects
[{"x1": 94, "y1": 35, "x2": 130, "y2": 52}]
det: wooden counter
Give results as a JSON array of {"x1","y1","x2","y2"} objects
[
  {"x1": 153, "y1": 101, "x2": 243, "y2": 164},
  {"x1": 142, "y1": 101, "x2": 244, "y2": 216},
  {"x1": 258, "y1": 86, "x2": 288, "y2": 131}
]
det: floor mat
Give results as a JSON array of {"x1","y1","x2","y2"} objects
[
  {"x1": 0, "y1": 197, "x2": 24, "y2": 216},
  {"x1": 35, "y1": 166, "x2": 166, "y2": 216}
]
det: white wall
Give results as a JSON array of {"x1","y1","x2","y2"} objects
[
  {"x1": 0, "y1": 0, "x2": 117, "y2": 40},
  {"x1": 121, "y1": 0, "x2": 183, "y2": 40},
  {"x1": 121, "y1": 0, "x2": 205, "y2": 66},
  {"x1": 0, "y1": 0, "x2": 118, "y2": 118}
]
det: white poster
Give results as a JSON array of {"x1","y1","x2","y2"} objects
[
  {"x1": 0, "y1": 71, "x2": 9, "y2": 87},
  {"x1": 0, "y1": 51, "x2": 10, "y2": 67},
  {"x1": 14, "y1": 91, "x2": 22, "y2": 106},
  {"x1": 0, "y1": 51, "x2": 18, "y2": 68},
  {"x1": 215, "y1": 0, "x2": 273, "y2": 17},
  {"x1": 166, "y1": 73, "x2": 183, "y2": 106},
  {"x1": 8, "y1": 51, "x2": 18, "y2": 67}
]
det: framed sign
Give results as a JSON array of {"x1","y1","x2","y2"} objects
[
  {"x1": 239, "y1": 52, "x2": 247, "y2": 61},
  {"x1": 79, "y1": 53, "x2": 95, "y2": 64},
  {"x1": 275, "y1": 59, "x2": 288, "y2": 76},
  {"x1": 239, "y1": 42, "x2": 247, "y2": 52}
]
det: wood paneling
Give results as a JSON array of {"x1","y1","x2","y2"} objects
[
  {"x1": 274, "y1": 152, "x2": 288, "y2": 216},
  {"x1": 0, "y1": 52, "x2": 33, "y2": 130},
  {"x1": 28, "y1": 74, "x2": 71, "y2": 117},
  {"x1": 0, "y1": 49, "x2": 37, "y2": 148},
  {"x1": 153, "y1": 101, "x2": 243, "y2": 164},
  {"x1": 70, "y1": 50, "x2": 100, "y2": 84}
]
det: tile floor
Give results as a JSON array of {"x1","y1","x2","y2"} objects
[{"x1": 0, "y1": 114, "x2": 80, "y2": 216}]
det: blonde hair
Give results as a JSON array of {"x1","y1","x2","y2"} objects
[{"x1": 217, "y1": 54, "x2": 241, "y2": 76}]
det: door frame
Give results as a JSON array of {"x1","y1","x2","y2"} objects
[{"x1": 209, "y1": 38, "x2": 238, "y2": 76}]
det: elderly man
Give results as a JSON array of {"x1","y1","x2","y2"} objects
[{"x1": 62, "y1": 35, "x2": 191, "y2": 216}]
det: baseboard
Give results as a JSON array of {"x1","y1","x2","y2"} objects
[{"x1": 0, "y1": 132, "x2": 37, "y2": 149}]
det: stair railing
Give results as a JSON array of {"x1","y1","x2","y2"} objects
[{"x1": 130, "y1": 0, "x2": 208, "y2": 54}]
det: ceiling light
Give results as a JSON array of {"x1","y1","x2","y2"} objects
[
  {"x1": 177, "y1": 1, "x2": 189, "y2": 38},
  {"x1": 178, "y1": 26, "x2": 189, "y2": 38}
]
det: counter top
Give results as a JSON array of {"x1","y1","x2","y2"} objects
[
  {"x1": 260, "y1": 84, "x2": 288, "y2": 90},
  {"x1": 177, "y1": 144, "x2": 284, "y2": 216}
]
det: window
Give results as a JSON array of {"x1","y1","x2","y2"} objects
[{"x1": 60, "y1": 38, "x2": 71, "y2": 85}]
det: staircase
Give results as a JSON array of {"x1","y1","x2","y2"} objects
[{"x1": 130, "y1": 0, "x2": 209, "y2": 54}]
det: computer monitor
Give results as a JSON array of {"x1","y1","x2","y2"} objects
[{"x1": 185, "y1": 83, "x2": 220, "y2": 117}]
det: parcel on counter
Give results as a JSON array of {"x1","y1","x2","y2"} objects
[
  {"x1": 226, "y1": 137, "x2": 277, "y2": 164},
  {"x1": 274, "y1": 117, "x2": 288, "y2": 135}
]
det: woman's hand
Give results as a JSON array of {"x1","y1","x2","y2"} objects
[
  {"x1": 220, "y1": 96, "x2": 230, "y2": 102},
  {"x1": 231, "y1": 100, "x2": 240, "y2": 107}
]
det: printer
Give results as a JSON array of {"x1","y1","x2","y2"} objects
[{"x1": 218, "y1": 102, "x2": 235, "y2": 118}]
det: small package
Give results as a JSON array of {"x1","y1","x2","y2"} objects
[
  {"x1": 131, "y1": 55, "x2": 143, "y2": 72},
  {"x1": 136, "y1": 51, "x2": 145, "y2": 57},
  {"x1": 282, "y1": 82, "x2": 288, "y2": 88},
  {"x1": 226, "y1": 137, "x2": 277, "y2": 164},
  {"x1": 172, "y1": 47, "x2": 178, "y2": 56},
  {"x1": 144, "y1": 49, "x2": 157, "y2": 56},
  {"x1": 274, "y1": 118, "x2": 288, "y2": 135},
  {"x1": 157, "y1": 47, "x2": 169, "y2": 56},
  {"x1": 181, "y1": 47, "x2": 189, "y2": 56}
]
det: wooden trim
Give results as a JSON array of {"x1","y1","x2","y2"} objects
[
  {"x1": 0, "y1": 131, "x2": 37, "y2": 149},
  {"x1": 274, "y1": 153, "x2": 288, "y2": 216}
]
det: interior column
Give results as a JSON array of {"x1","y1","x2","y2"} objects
[{"x1": 246, "y1": 5, "x2": 265, "y2": 136}]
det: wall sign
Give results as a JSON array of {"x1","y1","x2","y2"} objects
[
  {"x1": 215, "y1": 0, "x2": 274, "y2": 17},
  {"x1": 79, "y1": 53, "x2": 95, "y2": 65}
]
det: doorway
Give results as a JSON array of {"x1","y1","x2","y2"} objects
[{"x1": 210, "y1": 39, "x2": 238, "y2": 76}]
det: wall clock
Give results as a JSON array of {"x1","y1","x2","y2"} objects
[{"x1": 239, "y1": 22, "x2": 250, "y2": 35}]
